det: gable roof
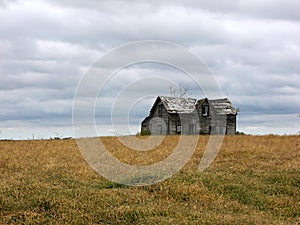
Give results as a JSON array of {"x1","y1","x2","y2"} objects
[
  {"x1": 196, "y1": 97, "x2": 237, "y2": 115},
  {"x1": 208, "y1": 98, "x2": 237, "y2": 115},
  {"x1": 150, "y1": 96, "x2": 237, "y2": 115},
  {"x1": 151, "y1": 96, "x2": 197, "y2": 114}
]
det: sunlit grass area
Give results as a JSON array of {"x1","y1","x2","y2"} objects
[{"x1": 0, "y1": 135, "x2": 299, "y2": 224}]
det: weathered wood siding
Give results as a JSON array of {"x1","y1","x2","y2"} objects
[
  {"x1": 196, "y1": 100, "x2": 236, "y2": 135},
  {"x1": 168, "y1": 114, "x2": 180, "y2": 135},
  {"x1": 226, "y1": 115, "x2": 236, "y2": 135},
  {"x1": 141, "y1": 96, "x2": 237, "y2": 135},
  {"x1": 146, "y1": 102, "x2": 169, "y2": 135}
]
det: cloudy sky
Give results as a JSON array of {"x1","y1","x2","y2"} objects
[{"x1": 0, "y1": 0, "x2": 299, "y2": 139}]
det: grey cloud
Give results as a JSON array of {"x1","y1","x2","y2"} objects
[
  {"x1": 49, "y1": 0, "x2": 300, "y2": 21},
  {"x1": 0, "y1": 0, "x2": 299, "y2": 138}
]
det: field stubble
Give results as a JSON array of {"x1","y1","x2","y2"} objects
[{"x1": 0, "y1": 135, "x2": 299, "y2": 224}]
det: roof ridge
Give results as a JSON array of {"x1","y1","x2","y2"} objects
[
  {"x1": 153, "y1": 96, "x2": 236, "y2": 115},
  {"x1": 159, "y1": 95, "x2": 196, "y2": 99}
]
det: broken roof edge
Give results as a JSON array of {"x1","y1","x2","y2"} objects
[
  {"x1": 149, "y1": 96, "x2": 237, "y2": 115},
  {"x1": 150, "y1": 96, "x2": 196, "y2": 113},
  {"x1": 207, "y1": 98, "x2": 237, "y2": 115},
  {"x1": 159, "y1": 96, "x2": 197, "y2": 114}
]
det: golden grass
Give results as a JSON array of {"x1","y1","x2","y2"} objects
[{"x1": 0, "y1": 135, "x2": 299, "y2": 224}]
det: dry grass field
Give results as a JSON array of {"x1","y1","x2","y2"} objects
[{"x1": 0, "y1": 135, "x2": 299, "y2": 224}]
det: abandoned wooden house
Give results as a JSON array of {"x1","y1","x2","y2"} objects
[{"x1": 141, "y1": 96, "x2": 237, "y2": 135}]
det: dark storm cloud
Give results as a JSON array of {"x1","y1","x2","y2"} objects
[{"x1": 0, "y1": 0, "x2": 299, "y2": 138}]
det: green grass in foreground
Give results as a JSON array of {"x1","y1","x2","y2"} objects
[{"x1": 0, "y1": 135, "x2": 299, "y2": 224}]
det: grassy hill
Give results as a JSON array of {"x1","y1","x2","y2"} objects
[{"x1": 0, "y1": 135, "x2": 299, "y2": 224}]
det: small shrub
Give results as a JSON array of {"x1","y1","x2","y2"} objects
[
  {"x1": 140, "y1": 129, "x2": 151, "y2": 136},
  {"x1": 199, "y1": 130, "x2": 209, "y2": 135}
]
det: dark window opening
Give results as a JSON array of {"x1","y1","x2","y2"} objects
[
  {"x1": 158, "y1": 125, "x2": 162, "y2": 134},
  {"x1": 202, "y1": 104, "x2": 209, "y2": 117},
  {"x1": 158, "y1": 104, "x2": 163, "y2": 117},
  {"x1": 188, "y1": 124, "x2": 195, "y2": 135},
  {"x1": 176, "y1": 125, "x2": 181, "y2": 134},
  {"x1": 220, "y1": 126, "x2": 227, "y2": 135},
  {"x1": 210, "y1": 126, "x2": 216, "y2": 134}
]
